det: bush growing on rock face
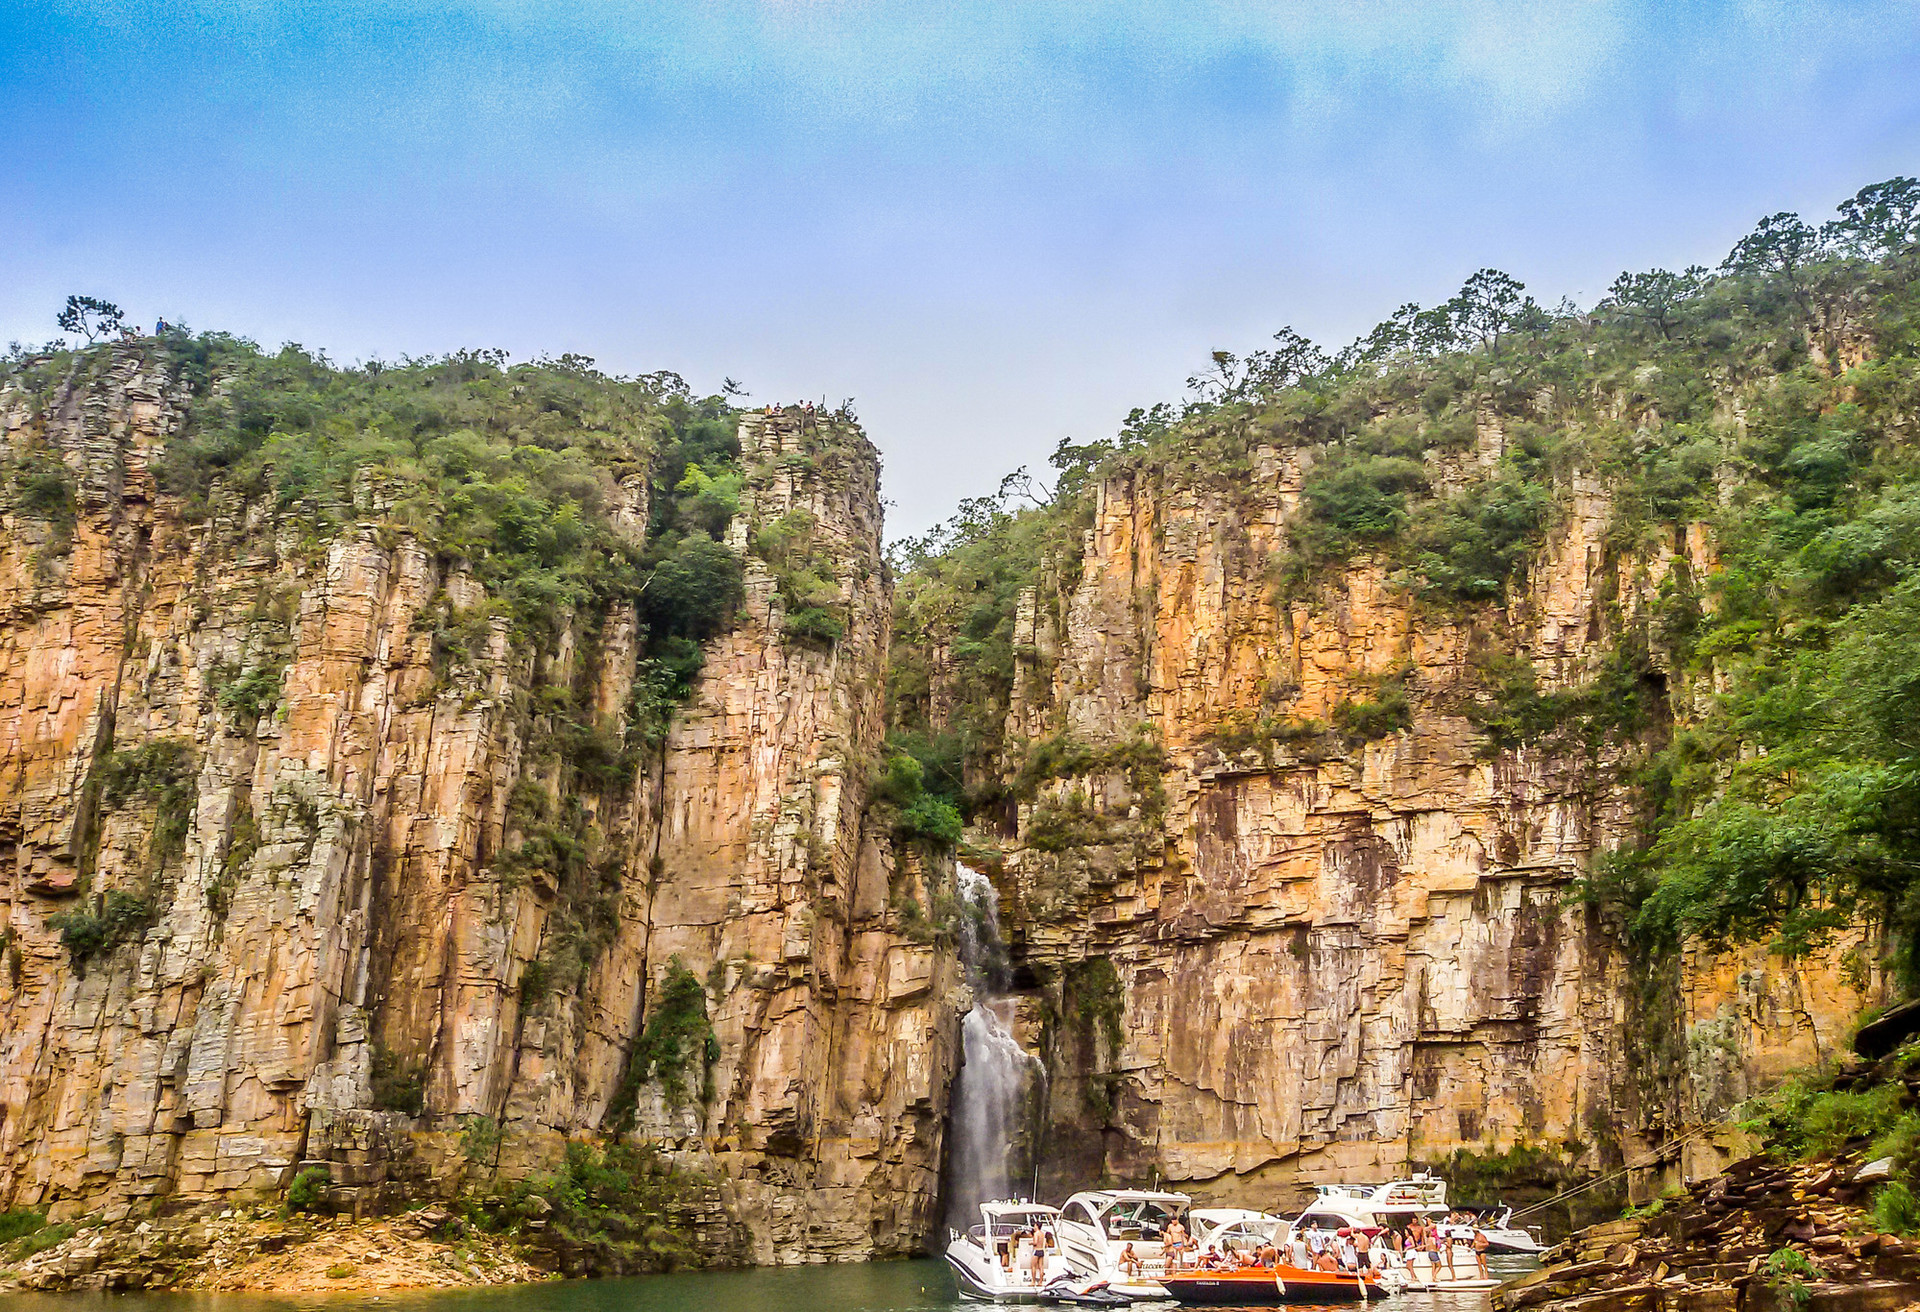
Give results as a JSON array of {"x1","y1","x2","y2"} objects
[
  {"x1": 285, "y1": 1166, "x2": 331, "y2": 1214},
  {"x1": 622, "y1": 959, "x2": 717, "y2": 1111},
  {"x1": 0, "y1": 1210, "x2": 47, "y2": 1244},
  {"x1": 1874, "y1": 1180, "x2": 1920, "y2": 1236},
  {"x1": 1332, "y1": 676, "x2": 1414, "y2": 745},
  {"x1": 869, "y1": 752, "x2": 963, "y2": 851},
  {"x1": 96, "y1": 739, "x2": 199, "y2": 873},
  {"x1": 49, "y1": 891, "x2": 155, "y2": 973},
  {"x1": 477, "y1": 1140, "x2": 704, "y2": 1275},
  {"x1": 371, "y1": 1044, "x2": 427, "y2": 1116},
  {"x1": 637, "y1": 535, "x2": 745, "y2": 642},
  {"x1": 459, "y1": 1115, "x2": 503, "y2": 1165},
  {"x1": 1764, "y1": 1246, "x2": 1818, "y2": 1305}
]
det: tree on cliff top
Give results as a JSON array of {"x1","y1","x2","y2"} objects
[{"x1": 56, "y1": 295, "x2": 124, "y2": 344}]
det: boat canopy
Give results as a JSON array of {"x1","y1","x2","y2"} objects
[{"x1": 1059, "y1": 1189, "x2": 1191, "y2": 1243}]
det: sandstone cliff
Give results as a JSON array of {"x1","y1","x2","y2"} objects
[
  {"x1": 894, "y1": 384, "x2": 1896, "y2": 1220},
  {"x1": 0, "y1": 345, "x2": 956, "y2": 1261},
  {"x1": 1009, "y1": 452, "x2": 1874, "y2": 1203}
]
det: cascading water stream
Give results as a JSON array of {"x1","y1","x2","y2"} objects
[{"x1": 946, "y1": 864, "x2": 1047, "y2": 1231}]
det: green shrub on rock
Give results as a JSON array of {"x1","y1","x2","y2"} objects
[{"x1": 286, "y1": 1166, "x2": 332, "y2": 1214}]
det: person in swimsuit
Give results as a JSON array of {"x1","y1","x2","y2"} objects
[
  {"x1": 1163, "y1": 1217, "x2": 1191, "y2": 1269},
  {"x1": 1118, "y1": 1242, "x2": 1142, "y2": 1277}
]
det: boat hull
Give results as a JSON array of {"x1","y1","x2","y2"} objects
[
  {"x1": 1159, "y1": 1267, "x2": 1388, "y2": 1305},
  {"x1": 1480, "y1": 1229, "x2": 1542, "y2": 1255},
  {"x1": 944, "y1": 1247, "x2": 1050, "y2": 1303}
]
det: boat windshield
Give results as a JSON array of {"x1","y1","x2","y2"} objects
[
  {"x1": 1101, "y1": 1199, "x2": 1183, "y2": 1241},
  {"x1": 1211, "y1": 1221, "x2": 1281, "y2": 1254}
]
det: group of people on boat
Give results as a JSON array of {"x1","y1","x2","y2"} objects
[
  {"x1": 1112, "y1": 1213, "x2": 1491, "y2": 1281},
  {"x1": 947, "y1": 1178, "x2": 1527, "y2": 1304}
]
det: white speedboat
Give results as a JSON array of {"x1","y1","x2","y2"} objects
[
  {"x1": 1055, "y1": 1188, "x2": 1193, "y2": 1298},
  {"x1": 944, "y1": 1201, "x2": 1074, "y2": 1302},
  {"x1": 1457, "y1": 1203, "x2": 1545, "y2": 1254}
]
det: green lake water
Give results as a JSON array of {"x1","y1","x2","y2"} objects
[{"x1": 0, "y1": 1254, "x2": 1537, "y2": 1312}]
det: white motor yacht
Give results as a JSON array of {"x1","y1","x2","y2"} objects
[
  {"x1": 944, "y1": 1201, "x2": 1074, "y2": 1302},
  {"x1": 1284, "y1": 1176, "x2": 1499, "y2": 1292},
  {"x1": 1054, "y1": 1188, "x2": 1193, "y2": 1298}
]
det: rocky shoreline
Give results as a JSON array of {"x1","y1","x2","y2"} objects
[
  {"x1": 0, "y1": 1206, "x2": 548, "y2": 1293},
  {"x1": 1497, "y1": 1157, "x2": 1920, "y2": 1312}
]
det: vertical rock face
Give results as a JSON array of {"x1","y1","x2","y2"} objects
[
  {"x1": 961, "y1": 446, "x2": 1880, "y2": 1208},
  {"x1": 0, "y1": 350, "x2": 956, "y2": 1260}
]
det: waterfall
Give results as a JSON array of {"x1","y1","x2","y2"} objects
[{"x1": 947, "y1": 864, "x2": 1047, "y2": 1230}]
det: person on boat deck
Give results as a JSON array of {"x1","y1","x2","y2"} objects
[
  {"x1": 1290, "y1": 1230, "x2": 1312, "y2": 1269},
  {"x1": 1472, "y1": 1226, "x2": 1492, "y2": 1280},
  {"x1": 1163, "y1": 1216, "x2": 1191, "y2": 1268},
  {"x1": 1026, "y1": 1237, "x2": 1047, "y2": 1285},
  {"x1": 1314, "y1": 1244, "x2": 1341, "y2": 1273},
  {"x1": 1335, "y1": 1229, "x2": 1359, "y2": 1271},
  {"x1": 1405, "y1": 1215, "x2": 1429, "y2": 1250},
  {"x1": 1367, "y1": 1232, "x2": 1397, "y2": 1271},
  {"x1": 1196, "y1": 1245, "x2": 1225, "y2": 1270},
  {"x1": 1117, "y1": 1242, "x2": 1143, "y2": 1277},
  {"x1": 1254, "y1": 1239, "x2": 1281, "y2": 1269}
]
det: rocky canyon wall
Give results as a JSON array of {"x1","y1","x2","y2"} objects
[
  {"x1": 0, "y1": 347, "x2": 957, "y2": 1261},
  {"x1": 0, "y1": 337, "x2": 1886, "y2": 1259},
  {"x1": 948, "y1": 436, "x2": 1884, "y2": 1214}
]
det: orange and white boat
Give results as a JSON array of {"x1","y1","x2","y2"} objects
[{"x1": 1159, "y1": 1263, "x2": 1393, "y2": 1304}]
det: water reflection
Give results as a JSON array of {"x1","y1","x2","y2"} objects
[{"x1": 0, "y1": 1253, "x2": 1536, "y2": 1312}]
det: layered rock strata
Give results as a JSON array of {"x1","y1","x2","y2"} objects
[
  {"x1": 1495, "y1": 1154, "x2": 1920, "y2": 1312},
  {"x1": 0, "y1": 349, "x2": 956, "y2": 1261}
]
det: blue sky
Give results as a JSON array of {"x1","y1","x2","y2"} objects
[{"x1": 5, "y1": 2, "x2": 1920, "y2": 537}]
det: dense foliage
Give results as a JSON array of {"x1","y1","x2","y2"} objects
[
  {"x1": 2, "y1": 336, "x2": 748, "y2": 746},
  {"x1": 476, "y1": 1140, "x2": 704, "y2": 1273},
  {"x1": 889, "y1": 177, "x2": 1920, "y2": 984},
  {"x1": 1735, "y1": 1043, "x2": 1920, "y2": 1235}
]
